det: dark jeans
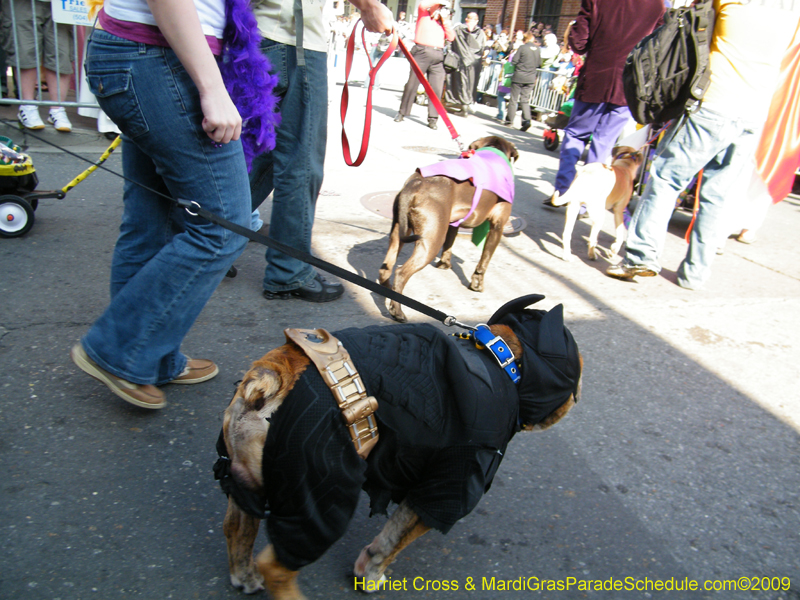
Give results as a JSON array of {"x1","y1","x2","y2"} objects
[
  {"x1": 248, "y1": 40, "x2": 327, "y2": 293},
  {"x1": 399, "y1": 44, "x2": 444, "y2": 121}
]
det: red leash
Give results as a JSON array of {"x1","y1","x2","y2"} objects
[{"x1": 340, "y1": 21, "x2": 466, "y2": 167}]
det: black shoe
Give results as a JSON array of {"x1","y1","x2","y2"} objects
[
  {"x1": 542, "y1": 190, "x2": 561, "y2": 207},
  {"x1": 394, "y1": 113, "x2": 404, "y2": 122},
  {"x1": 520, "y1": 120, "x2": 531, "y2": 132},
  {"x1": 262, "y1": 273, "x2": 344, "y2": 303},
  {"x1": 428, "y1": 120, "x2": 438, "y2": 130}
]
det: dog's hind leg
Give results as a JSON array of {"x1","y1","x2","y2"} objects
[
  {"x1": 610, "y1": 205, "x2": 627, "y2": 256},
  {"x1": 256, "y1": 544, "x2": 306, "y2": 600},
  {"x1": 353, "y1": 500, "x2": 431, "y2": 591},
  {"x1": 586, "y1": 208, "x2": 604, "y2": 261},
  {"x1": 388, "y1": 224, "x2": 448, "y2": 322},
  {"x1": 379, "y1": 219, "x2": 403, "y2": 289},
  {"x1": 469, "y1": 201, "x2": 512, "y2": 292},
  {"x1": 561, "y1": 198, "x2": 581, "y2": 262},
  {"x1": 436, "y1": 225, "x2": 459, "y2": 270},
  {"x1": 224, "y1": 497, "x2": 265, "y2": 594}
]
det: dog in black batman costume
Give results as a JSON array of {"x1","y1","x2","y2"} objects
[{"x1": 215, "y1": 294, "x2": 583, "y2": 599}]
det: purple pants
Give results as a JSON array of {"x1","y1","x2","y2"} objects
[{"x1": 554, "y1": 99, "x2": 632, "y2": 194}]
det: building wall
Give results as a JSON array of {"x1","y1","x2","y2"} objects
[
  {"x1": 484, "y1": 0, "x2": 536, "y2": 32},
  {"x1": 482, "y1": 0, "x2": 582, "y2": 39}
]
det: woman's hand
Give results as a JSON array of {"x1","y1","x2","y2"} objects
[{"x1": 200, "y1": 84, "x2": 242, "y2": 144}]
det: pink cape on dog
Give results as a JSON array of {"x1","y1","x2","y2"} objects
[{"x1": 418, "y1": 148, "x2": 515, "y2": 226}]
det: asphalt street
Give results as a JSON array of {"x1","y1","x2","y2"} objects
[{"x1": 1, "y1": 76, "x2": 799, "y2": 600}]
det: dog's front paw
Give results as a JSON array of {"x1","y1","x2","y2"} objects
[
  {"x1": 610, "y1": 242, "x2": 623, "y2": 256},
  {"x1": 388, "y1": 301, "x2": 408, "y2": 323},
  {"x1": 587, "y1": 245, "x2": 597, "y2": 260},
  {"x1": 562, "y1": 249, "x2": 574, "y2": 262},
  {"x1": 231, "y1": 570, "x2": 265, "y2": 595},
  {"x1": 468, "y1": 274, "x2": 484, "y2": 293},
  {"x1": 435, "y1": 260, "x2": 452, "y2": 270}
]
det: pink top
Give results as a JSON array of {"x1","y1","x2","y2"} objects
[
  {"x1": 99, "y1": 8, "x2": 223, "y2": 56},
  {"x1": 418, "y1": 148, "x2": 514, "y2": 227}
]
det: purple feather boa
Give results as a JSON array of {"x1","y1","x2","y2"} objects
[{"x1": 221, "y1": 0, "x2": 281, "y2": 170}]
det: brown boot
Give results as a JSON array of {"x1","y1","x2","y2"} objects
[{"x1": 256, "y1": 545, "x2": 306, "y2": 600}]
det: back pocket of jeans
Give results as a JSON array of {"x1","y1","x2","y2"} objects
[{"x1": 87, "y1": 69, "x2": 148, "y2": 139}]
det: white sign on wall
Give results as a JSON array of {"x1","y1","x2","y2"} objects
[{"x1": 51, "y1": 0, "x2": 92, "y2": 27}]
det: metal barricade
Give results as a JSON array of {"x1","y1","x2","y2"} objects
[
  {"x1": 0, "y1": 0, "x2": 98, "y2": 109},
  {"x1": 477, "y1": 60, "x2": 573, "y2": 115}
]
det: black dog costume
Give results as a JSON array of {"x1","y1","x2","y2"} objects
[{"x1": 215, "y1": 295, "x2": 581, "y2": 571}]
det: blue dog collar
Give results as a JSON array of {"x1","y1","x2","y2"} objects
[{"x1": 470, "y1": 324, "x2": 521, "y2": 384}]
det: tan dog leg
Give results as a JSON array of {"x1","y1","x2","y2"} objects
[
  {"x1": 353, "y1": 500, "x2": 431, "y2": 591},
  {"x1": 256, "y1": 544, "x2": 306, "y2": 600},
  {"x1": 224, "y1": 497, "x2": 265, "y2": 594},
  {"x1": 586, "y1": 206, "x2": 604, "y2": 261},
  {"x1": 469, "y1": 202, "x2": 512, "y2": 292},
  {"x1": 610, "y1": 205, "x2": 627, "y2": 256},
  {"x1": 436, "y1": 225, "x2": 459, "y2": 270},
  {"x1": 387, "y1": 225, "x2": 448, "y2": 322},
  {"x1": 561, "y1": 196, "x2": 581, "y2": 262}
]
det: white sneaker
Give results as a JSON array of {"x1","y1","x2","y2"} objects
[
  {"x1": 18, "y1": 105, "x2": 45, "y2": 130},
  {"x1": 48, "y1": 108, "x2": 72, "y2": 132}
]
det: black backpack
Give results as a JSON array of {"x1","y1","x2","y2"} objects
[{"x1": 622, "y1": 0, "x2": 716, "y2": 125}]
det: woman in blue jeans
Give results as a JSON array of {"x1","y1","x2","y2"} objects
[{"x1": 70, "y1": 0, "x2": 269, "y2": 409}]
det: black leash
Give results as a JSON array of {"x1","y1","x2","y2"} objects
[{"x1": 3, "y1": 120, "x2": 473, "y2": 329}]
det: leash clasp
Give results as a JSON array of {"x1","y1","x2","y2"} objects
[
  {"x1": 443, "y1": 315, "x2": 475, "y2": 330},
  {"x1": 177, "y1": 198, "x2": 201, "y2": 216}
]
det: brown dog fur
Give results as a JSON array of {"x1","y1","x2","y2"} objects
[
  {"x1": 378, "y1": 136, "x2": 519, "y2": 323},
  {"x1": 221, "y1": 325, "x2": 580, "y2": 599},
  {"x1": 553, "y1": 145, "x2": 643, "y2": 262}
]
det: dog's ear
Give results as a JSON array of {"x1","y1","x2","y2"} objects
[
  {"x1": 469, "y1": 137, "x2": 488, "y2": 151},
  {"x1": 611, "y1": 145, "x2": 622, "y2": 159}
]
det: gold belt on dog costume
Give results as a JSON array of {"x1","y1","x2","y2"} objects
[{"x1": 284, "y1": 328, "x2": 379, "y2": 459}]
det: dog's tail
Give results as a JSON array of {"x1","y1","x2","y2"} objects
[{"x1": 395, "y1": 176, "x2": 422, "y2": 243}]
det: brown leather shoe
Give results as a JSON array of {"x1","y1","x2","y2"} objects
[
  {"x1": 606, "y1": 262, "x2": 657, "y2": 280},
  {"x1": 170, "y1": 358, "x2": 219, "y2": 384},
  {"x1": 70, "y1": 343, "x2": 166, "y2": 409}
]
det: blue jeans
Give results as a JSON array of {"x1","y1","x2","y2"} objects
[
  {"x1": 81, "y1": 30, "x2": 250, "y2": 384},
  {"x1": 554, "y1": 99, "x2": 632, "y2": 194},
  {"x1": 496, "y1": 92, "x2": 508, "y2": 120},
  {"x1": 249, "y1": 39, "x2": 327, "y2": 292},
  {"x1": 625, "y1": 106, "x2": 762, "y2": 289}
]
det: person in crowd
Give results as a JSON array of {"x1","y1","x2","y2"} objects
[
  {"x1": 363, "y1": 29, "x2": 393, "y2": 89},
  {"x1": 540, "y1": 31, "x2": 559, "y2": 70},
  {"x1": 70, "y1": 0, "x2": 280, "y2": 408},
  {"x1": 3, "y1": 0, "x2": 74, "y2": 131},
  {"x1": 504, "y1": 31, "x2": 540, "y2": 132},
  {"x1": 394, "y1": 0, "x2": 454, "y2": 130},
  {"x1": 483, "y1": 25, "x2": 494, "y2": 48},
  {"x1": 395, "y1": 10, "x2": 413, "y2": 55},
  {"x1": 512, "y1": 29, "x2": 524, "y2": 50},
  {"x1": 249, "y1": 0, "x2": 393, "y2": 303},
  {"x1": 544, "y1": 0, "x2": 663, "y2": 207},
  {"x1": 445, "y1": 11, "x2": 484, "y2": 114},
  {"x1": 607, "y1": 1, "x2": 800, "y2": 290},
  {"x1": 492, "y1": 28, "x2": 509, "y2": 56},
  {"x1": 494, "y1": 46, "x2": 513, "y2": 122}
]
